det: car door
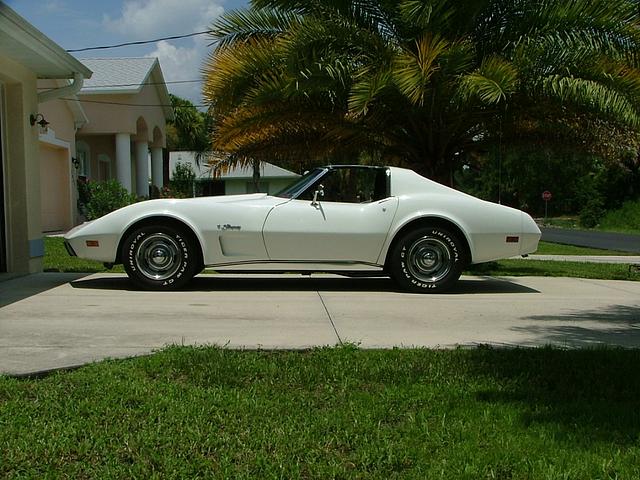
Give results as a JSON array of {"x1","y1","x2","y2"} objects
[{"x1": 262, "y1": 167, "x2": 399, "y2": 263}]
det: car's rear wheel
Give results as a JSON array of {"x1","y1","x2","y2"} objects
[
  {"x1": 390, "y1": 226, "x2": 465, "y2": 293},
  {"x1": 122, "y1": 224, "x2": 199, "y2": 290}
]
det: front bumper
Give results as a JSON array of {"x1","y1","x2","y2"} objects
[{"x1": 64, "y1": 240, "x2": 77, "y2": 257}]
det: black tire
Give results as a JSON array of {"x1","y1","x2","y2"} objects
[
  {"x1": 389, "y1": 226, "x2": 466, "y2": 293},
  {"x1": 122, "y1": 224, "x2": 199, "y2": 290}
]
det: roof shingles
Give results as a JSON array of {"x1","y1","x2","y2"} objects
[{"x1": 79, "y1": 57, "x2": 157, "y2": 93}]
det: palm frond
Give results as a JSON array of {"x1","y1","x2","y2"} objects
[
  {"x1": 542, "y1": 74, "x2": 640, "y2": 127},
  {"x1": 458, "y1": 56, "x2": 519, "y2": 105},
  {"x1": 392, "y1": 33, "x2": 450, "y2": 106},
  {"x1": 210, "y1": 8, "x2": 302, "y2": 48},
  {"x1": 348, "y1": 68, "x2": 394, "y2": 115},
  {"x1": 202, "y1": 36, "x2": 285, "y2": 110}
]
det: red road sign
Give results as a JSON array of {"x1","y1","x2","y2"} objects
[{"x1": 542, "y1": 190, "x2": 552, "y2": 201}]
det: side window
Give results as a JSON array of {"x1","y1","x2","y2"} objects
[
  {"x1": 76, "y1": 141, "x2": 90, "y2": 179},
  {"x1": 298, "y1": 168, "x2": 388, "y2": 203}
]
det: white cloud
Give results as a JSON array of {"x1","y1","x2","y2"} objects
[
  {"x1": 104, "y1": 0, "x2": 223, "y2": 39},
  {"x1": 105, "y1": 0, "x2": 225, "y2": 106},
  {"x1": 147, "y1": 40, "x2": 203, "y2": 104},
  {"x1": 43, "y1": 0, "x2": 67, "y2": 14}
]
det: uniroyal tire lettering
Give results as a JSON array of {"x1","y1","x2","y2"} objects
[
  {"x1": 391, "y1": 226, "x2": 465, "y2": 293},
  {"x1": 123, "y1": 226, "x2": 198, "y2": 290}
]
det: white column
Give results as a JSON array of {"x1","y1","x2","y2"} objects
[
  {"x1": 135, "y1": 140, "x2": 149, "y2": 197},
  {"x1": 115, "y1": 133, "x2": 132, "y2": 192},
  {"x1": 151, "y1": 147, "x2": 164, "y2": 189}
]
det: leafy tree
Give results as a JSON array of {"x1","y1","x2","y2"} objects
[
  {"x1": 168, "y1": 162, "x2": 197, "y2": 198},
  {"x1": 167, "y1": 94, "x2": 211, "y2": 155},
  {"x1": 165, "y1": 95, "x2": 263, "y2": 191},
  {"x1": 162, "y1": 95, "x2": 213, "y2": 194},
  {"x1": 202, "y1": 0, "x2": 640, "y2": 184}
]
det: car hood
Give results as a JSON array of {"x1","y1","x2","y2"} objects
[{"x1": 152, "y1": 193, "x2": 271, "y2": 207}]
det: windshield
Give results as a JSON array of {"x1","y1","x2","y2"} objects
[{"x1": 274, "y1": 168, "x2": 326, "y2": 198}]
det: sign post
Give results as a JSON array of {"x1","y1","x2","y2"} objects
[{"x1": 542, "y1": 190, "x2": 552, "y2": 222}]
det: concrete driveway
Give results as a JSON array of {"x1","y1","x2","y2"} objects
[{"x1": 1, "y1": 272, "x2": 639, "y2": 375}]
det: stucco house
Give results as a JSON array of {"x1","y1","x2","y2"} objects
[
  {"x1": 169, "y1": 151, "x2": 300, "y2": 195},
  {"x1": 75, "y1": 58, "x2": 173, "y2": 195},
  {"x1": 36, "y1": 82, "x2": 89, "y2": 232},
  {"x1": 35, "y1": 57, "x2": 173, "y2": 232},
  {"x1": 0, "y1": 3, "x2": 92, "y2": 275}
]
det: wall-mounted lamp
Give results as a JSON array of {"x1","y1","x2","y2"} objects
[
  {"x1": 71, "y1": 157, "x2": 80, "y2": 169},
  {"x1": 30, "y1": 113, "x2": 50, "y2": 134}
]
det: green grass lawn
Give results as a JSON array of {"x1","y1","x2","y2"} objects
[
  {"x1": 467, "y1": 241, "x2": 639, "y2": 281},
  {"x1": 1, "y1": 346, "x2": 639, "y2": 478},
  {"x1": 467, "y1": 259, "x2": 639, "y2": 281},
  {"x1": 598, "y1": 200, "x2": 640, "y2": 234},
  {"x1": 535, "y1": 241, "x2": 634, "y2": 256}
]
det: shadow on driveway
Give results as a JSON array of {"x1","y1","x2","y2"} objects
[
  {"x1": 0, "y1": 273, "x2": 88, "y2": 307},
  {"x1": 513, "y1": 304, "x2": 640, "y2": 347},
  {"x1": 70, "y1": 274, "x2": 540, "y2": 295}
]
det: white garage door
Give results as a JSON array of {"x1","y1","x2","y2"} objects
[{"x1": 40, "y1": 144, "x2": 71, "y2": 232}]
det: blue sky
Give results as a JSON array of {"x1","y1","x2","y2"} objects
[{"x1": 7, "y1": 0, "x2": 249, "y2": 103}]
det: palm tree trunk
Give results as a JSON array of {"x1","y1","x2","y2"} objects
[{"x1": 252, "y1": 159, "x2": 261, "y2": 193}]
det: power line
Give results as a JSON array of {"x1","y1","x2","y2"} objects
[
  {"x1": 62, "y1": 97, "x2": 208, "y2": 108},
  {"x1": 66, "y1": 31, "x2": 212, "y2": 53},
  {"x1": 37, "y1": 79, "x2": 203, "y2": 90}
]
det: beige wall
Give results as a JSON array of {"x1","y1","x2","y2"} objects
[
  {"x1": 77, "y1": 84, "x2": 167, "y2": 147},
  {"x1": 77, "y1": 134, "x2": 117, "y2": 181},
  {"x1": 37, "y1": 81, "x2": 80, "y2": 230},
  {"x1": 38, "y1": 81, "x2": 77, "y2": 145},
  {"x1": 0, "y1": 54, "x2": 42, "y2": 273}
]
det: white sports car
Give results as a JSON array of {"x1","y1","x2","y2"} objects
[{"x1": 64, "y1": 165, "x2": 540, "y2": 292}]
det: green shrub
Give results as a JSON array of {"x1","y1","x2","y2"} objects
[
  {"x1": 579, "y1": 196, "x2": 606, "y2": 228},
  {"x1": 168, "y1": 162, "x2": 196, "y2": 198},
  {"x1": 82, "y1": 180, "x2": 137, "y2": 220},
  {"x1": 598, "y1": 200, "x2": 640, "y2": 233}
]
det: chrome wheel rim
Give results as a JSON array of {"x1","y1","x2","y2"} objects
[
  {"x1": 406, "y1": 237, "x2": 452, "y2": 283},
  {"x1": 135, "y1": 233, "x2": 181, "y2": 281}
]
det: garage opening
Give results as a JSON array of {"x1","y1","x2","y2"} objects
[{"x1": 39, "y1": 142, "x2": 72, "y2": 233}]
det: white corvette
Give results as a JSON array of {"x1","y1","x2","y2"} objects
[{"x1": 64, "y1": 165, "x2": 540, "y2": 292}]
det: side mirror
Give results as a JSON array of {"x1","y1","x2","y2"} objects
[{"x1": 311, "y1": 184, "x2": 324, "y2": 206}]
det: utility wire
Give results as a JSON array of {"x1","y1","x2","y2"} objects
[
  {"x1": 66, "y1": 30, "x2": 212, "y2": 53},
  {"x1": 61, "y1": 97, "x2": 208, "y2": 108},
  {"x1": 37, "y1": 79, "x2": 203, "y2": 90}
]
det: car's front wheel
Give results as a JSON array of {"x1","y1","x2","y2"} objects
[
  {"x1": 390, "y1": 226, "x2": 466, "y2": 293},
  {"x1": 122, "y1": 224, "x2": 199, "y2": 290}
]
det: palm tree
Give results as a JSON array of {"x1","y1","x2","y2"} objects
[
  {"x1": 202, "y1": 0, "x2": 640, "y2": 184},
  {"x1": 167, "y1": 94, "x2": 211, "y2": 161}
]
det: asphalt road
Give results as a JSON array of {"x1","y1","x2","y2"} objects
[
  {"x1": 1, "y1": 273, "x2": 639, "y2": 376},
  {"x1": 541, "y1": 227, "x2": 640, "y2": 253}
]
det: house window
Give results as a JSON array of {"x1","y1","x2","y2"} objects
[
  {"x1": 76, "y1": 141, "x2": 90, "y2": 178},
  {"x1": 201, "y1": 179, "x2": 225, "y2": 196},
  {"x1": 246, "y1": 181, "x2": 269, "y2": 194},
  {"x1": 98, "y1": 154, "x2": 111, "y2": 181}
]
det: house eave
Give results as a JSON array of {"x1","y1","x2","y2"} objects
[{"x1": 0, "y1": 3, "x2": 92, "y2": 79}]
